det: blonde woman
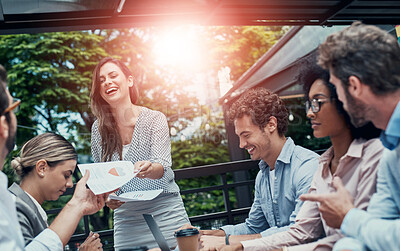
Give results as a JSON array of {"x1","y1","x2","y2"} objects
[{"x1": 9, "y1": 133, "x2": 103, "y2": 251}]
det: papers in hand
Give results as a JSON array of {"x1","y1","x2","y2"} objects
[
  {"x1": 78, "y1": 161, "x2": 140, "y2": 195},
  {"x1": 109, "y1": 189, "x2": 163, "y2": 202}
]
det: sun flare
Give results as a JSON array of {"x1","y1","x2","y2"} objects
[{"x1": 152, "y1": 26, "x2": 206, "y2": 70}]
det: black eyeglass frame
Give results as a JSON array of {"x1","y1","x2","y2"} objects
[{"x1": 304, "y1": 98, "x2": 331, "y2": 114}]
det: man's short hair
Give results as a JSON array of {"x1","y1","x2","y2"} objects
[
  {"x1": 318, "y1": 21, "x2": 400, "y2": 95},
  {"x1": 228, "y1": 87, "x2": 288, "y2": 136}
]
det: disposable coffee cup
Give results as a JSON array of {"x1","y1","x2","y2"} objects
[
  {"x1": 121, "y1": 246, "x2": 148, "y2": 251},
  {"x1": 174, "y1": 228, "x2": 200, "y2": 251}
]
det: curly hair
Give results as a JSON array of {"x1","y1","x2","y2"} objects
[
  {"x1": 318, "y1": 21, "x2": 400, "y2": 95},
  {"x1": 228, "y1": 87, "x2": 288, "y2": 136},
  {"x1": 298, "y1": 57, "x2": 381, "y2": 140}
]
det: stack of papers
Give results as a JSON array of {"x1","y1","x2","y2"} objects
[{"x1": 78, "y1": 161, "x2": 162, "y2": 201}]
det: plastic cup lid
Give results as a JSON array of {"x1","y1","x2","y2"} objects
[{"x1": 174, "y1": 228, "x2": 200, "y2": 237}]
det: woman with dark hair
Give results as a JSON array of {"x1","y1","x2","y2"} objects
[
  {"x1": 9, "y1": 133, "x2": 103, "y2": 251},
  {"x1": 90, "y1": 57, "x2": 189, "y2": 250},
  {"x1": 218, "y1": 60, "x2": 384, "y2": 251}
]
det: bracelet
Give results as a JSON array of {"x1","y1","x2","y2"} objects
[{"x1": 225, "y1": 234, "x2": 231, "y2": 245}]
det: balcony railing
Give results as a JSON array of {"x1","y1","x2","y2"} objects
[{"x1": 47, "y1": 159, "x2": 259, "y2": 250}]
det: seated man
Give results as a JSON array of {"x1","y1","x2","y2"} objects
[{"x1": 199, "y1": 87, "x2": 319, "y2": 249}]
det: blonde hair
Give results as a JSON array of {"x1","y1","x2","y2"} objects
[{"x1": 11, "y1": 133, "x2": 77, "y2": 180}]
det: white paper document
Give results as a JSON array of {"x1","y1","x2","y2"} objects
[
  {"x1": 78, "y1": 161, "x2": 138, "y2": 195},
  {"x1": 109, "y1": 189, "x2": 163, "y2": 202}
]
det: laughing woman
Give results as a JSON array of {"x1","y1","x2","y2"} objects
[
  {"x1": 90, "y1": 57, "x2": 190, "y2": 250},
  {"x1": 9, "y1": 132, "x2": 103, "y2": 251}
]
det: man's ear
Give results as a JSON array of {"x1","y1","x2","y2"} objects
[
  {"x1": 0, "y1": 115, "x2": 9, "y2": 140},
  {"x1": 265, "y1": 116, "x2": 278, "y2": 133},
  {"x1": 348, "y1": 76, "x2": 364, "y2": 98}
]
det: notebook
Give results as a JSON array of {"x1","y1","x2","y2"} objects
[{"x1": 143, "y1": 214, "x2": 170, "y2": 251}]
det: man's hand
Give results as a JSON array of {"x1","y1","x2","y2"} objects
[
  {"x1": 300, "y1": 177, "x2": 355, "y2": 228},
  {"x1": 200, "y1": 235, "x2": 225, "y2": 250}
]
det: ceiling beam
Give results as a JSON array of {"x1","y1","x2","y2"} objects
[{"x1": 319, "y1": 0, "x2": 356, "y2": 25}]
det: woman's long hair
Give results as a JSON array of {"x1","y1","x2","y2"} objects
[{"x1": 90, "y1": 57, "x2": 139, "y2": 161}]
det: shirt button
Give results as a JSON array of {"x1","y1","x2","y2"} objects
[
  {"x1": 274, "y1": 176, "x2": 277, "y2": 180},
  {"x1": 273, "y1": 200, "x2": 277, "y2": 204}
]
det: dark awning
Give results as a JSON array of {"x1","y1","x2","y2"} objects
[{"x1": 1, "y1": 0, "x2": 400, "y2": 34}]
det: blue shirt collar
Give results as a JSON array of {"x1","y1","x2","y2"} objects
[
  {"x1": 259, "y1": 137, "x2": 294, "y2": 171},
  {"x1": 380, "y1": 101, "x2": 400, "y2": 150}
]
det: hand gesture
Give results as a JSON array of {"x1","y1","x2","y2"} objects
[
  {"x1": 105, "y1": 193, "x2": 125, "y2": 210},
  {"x1": 70, "y1": 170, "x2": 108, "y2": 216},
  {"x1": 134, "y1": 160, "x2": 156, "y2": 179},
  {"x1": 200, "y1": 235, "x2": 225, "y2": 251},
  {"x1": 78, "y1": 232, "x2": 103, "y2": 251},
  {"x1": 300, "y1": 177, "x2": 355, "y2": 228}
]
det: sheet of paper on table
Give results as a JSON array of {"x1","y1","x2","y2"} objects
[
  {"x1": 109, "y1": 189, "x2": 163, "y2": 202},
  {"x1": 78, "y1": 161, "x2": 140, "y2": 195}
]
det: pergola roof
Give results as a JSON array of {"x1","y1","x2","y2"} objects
[{"x1": 1, "y1": 0, "x2": 400, "y2": 34}]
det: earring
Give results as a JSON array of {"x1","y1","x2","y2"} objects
[{"x1": 40, "y1": 173, "x2": 44, "y2": 177}]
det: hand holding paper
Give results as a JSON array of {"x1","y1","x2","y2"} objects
[{"x1": 78, "y1": 161, "x2": 139, "y2": 195}]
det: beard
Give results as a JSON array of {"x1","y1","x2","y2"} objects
[
  {"x1": 344, "y1": 88, "x2": 371, "y2": 128},
  {"x1": 5, "y1": 124, "x2": 15, "y2": 155}
]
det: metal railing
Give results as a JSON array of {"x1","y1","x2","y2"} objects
[{"x1": 48, "y1": 159, "x2": 260, "y2": 250}]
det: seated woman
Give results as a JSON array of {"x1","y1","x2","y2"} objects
[
  {"x1": 8, "y1": 132, "x2": 103, "y2": 251},
  {"x1": 217, "y1": 60, "x2": 383, "y2": 251}
]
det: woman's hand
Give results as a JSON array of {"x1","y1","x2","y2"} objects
[
  {"x1": 78, "y1": 231, "x2": 103, "y2": 251},
  {"x1": 134, "y1": 161, "x2": 164, "y2": 179},
  {"x1": 105, "y1": 193, "x2": 125, "y2": 210}
]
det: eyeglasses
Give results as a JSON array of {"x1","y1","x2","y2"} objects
[
  {"x1": 1, "y1": 98, "x2": 21, "y2": 115},
  {"x1": 305, "y1": 98, "x2": 330, "y2": 113}
]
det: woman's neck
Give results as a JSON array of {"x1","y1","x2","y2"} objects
[
  {"x1": 111, "y1": 103, "x2": 140, "y2": 127},
  {"x1": 329, "y1": 129, "x2": 353, "y2": 174},
  {"x1": 20, "y1": 178, "x2": 44, "y2": 205}
]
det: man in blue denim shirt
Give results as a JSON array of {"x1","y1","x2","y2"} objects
[
  {"x1": 301, "y1": 22, "x2": 400, "y2": 251},
  {"x1": 199, "y1": 88, "x2": 319, "y2": 249}
]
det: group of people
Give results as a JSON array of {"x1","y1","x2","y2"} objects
[
  {"x1": 0, "y1": 21, "x2": 399, "y2": 251},
  {"x1": 192, "y1": 22, "x2": 400, "y2": 251}
]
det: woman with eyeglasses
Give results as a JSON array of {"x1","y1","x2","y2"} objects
[
  {"x1": 9, "y1": 133, "x2": 103, "y2": 251},
  {"x1": 219, "y1": 60, "x2": 384, "y2": 251}
]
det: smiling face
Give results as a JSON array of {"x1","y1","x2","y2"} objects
[
  {"x1": 42, "y1": 159, "x2": 76, "y2": 201},
  {"x1": 98, "y1": 62, "x2": 133, "y2": 106},
  {"x1": 234, "y1": 115, "x2": 271, "y2": 161},
  {"x1": 307, "y1": 79, "x2": 348, "y2": 138}
]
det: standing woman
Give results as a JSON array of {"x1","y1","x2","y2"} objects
[
  {"x1": 9, "y1": 132, "x2": 103, "y2": 251},
  {"x1": 90, "y1": 57, "x2": 190, "y2": 250}
]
